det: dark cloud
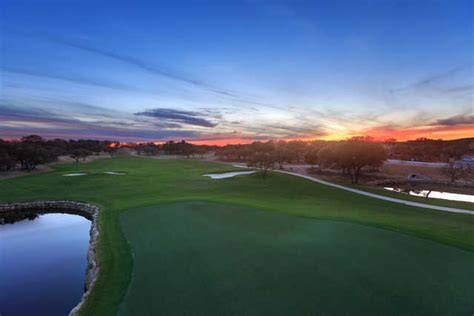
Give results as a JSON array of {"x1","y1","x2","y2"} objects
[
  {"x1": 439, "y1": 84, "x2": 474, "y2": 94},
  {"x1": 0, "y1": 125, "x2": 198, "y2": 142},
  {"x1": 0, "y1": 104, "x2": 53, "y2": 120},
  {"x1": 0, "y1": 104, "x2": 200, "y2": 141},
  {"x1": 135, "y1": 108, "x2": 217, "y2": 128},
  {"x1": 432, "y1": 114, "x2": 474, "y2": 126}
]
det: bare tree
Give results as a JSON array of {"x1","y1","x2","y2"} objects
[
  {"x1": 304, "y1": 149, "x2": 320, "y2": 171},
  {"x1": 246, "y1": 141, "x2": 276, "y2": 179},
  {"x1": 70, "y1": 148, "x2": 92, "y2": 164},
  {"x1": 442, "y1": 162, "x2": 465, "y2": 183}
]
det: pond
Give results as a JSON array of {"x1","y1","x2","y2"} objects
[
  {"x1": 384, "y1": 187, "x2": 474, "y2": 203},
  {"x1": 0, "y1": 213, "x2": 90, "y2": 316}
]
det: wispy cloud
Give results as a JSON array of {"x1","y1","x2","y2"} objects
[
  {"x1": 135, "y1": 108, "x2": 218, "y2": 128},
  {"x1": 12, "y1": 31, "x2": 298, "y2": 113},
  {"x1": 431, "y1": 113, "x2": 474, "y2": 126},
  {"x1": 241, "y1": 123, "x2": 327, "y2": 139},
  {"x1": 0, "y1": 66, "x2": 134, "y2": 91},
  {"x1": 26, "y1": 33, "x2": 244, "y2": 99},
  {"x1": 0, "y1": 103, "x2": 200, "y2": 141},
  {"x1": 438, "y1": 84, "x2": 474, "y2": 94},
  {"x1": 391, "y1": 64, "x2": 471, "y2": 93}
]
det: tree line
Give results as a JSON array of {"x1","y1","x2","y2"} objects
[
  {"x1": 0, "y1": 136, "x2": 217, "y2": 172},
  {"x1": 385, "y1": 137, "x2": 472, "y2": 162},
  {"x1": 217, "y1": 138, "x2": 387, "y2": 183},
  {"x1": 0, "y1": 135, "x2": 119, "y2": 171},
  {"x1": 216, "y1": 137, "x2": 473, "y2": 183},
  {"x1": 1, "y1": 135, "x2": 471, "y2": 184},
  {"x1": 131, "y1": 140, "x2": 217, "y2": 158}
]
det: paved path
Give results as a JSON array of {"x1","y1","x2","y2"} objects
[{"x1": 232, "y1": 164, "x2": 474, "y2": 215}]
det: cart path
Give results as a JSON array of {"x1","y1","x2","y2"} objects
[{"x1": 232, "y1": 164, "x2": 474, "y2": 215}]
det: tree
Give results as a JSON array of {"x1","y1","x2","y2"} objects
[
  {"x1": 179, "y1": 141, "x2": 195, "y2": 158},
  {"x1": 194, "y1": 146, "x2": 208, "y2": 159},
  {"x1": 15, "y1": 143, "x2": 56, "y2": 171},
  {"x1": 136, "y1": 144, "x2": 160, "y2": 156},
  {"x1": 0, "y1": 151, "x2": 16, "y2": 171},
  {"x1": 318, "y1": 140, "x2": 386, "y2": 184},
  {"x1": 442, "y1": 162, "x2": 465, "y2": 183},
  {"x1": 341, "y1": 141, "x2": 386, "y2": 184},
  {"x1": 250, "y1": 152, "x2": 275, "y2": 178},
  {"x1": 21, "y1": 135, "x2": 44, "y2": 143},
  {"x1": 247, "y1": 141, "x2": 276, "y2": 179},
  {"x1": 304, "y1": 148, "x2": 320, "y2": 170},
  {"x1": 274, "y1": 141, "x2": 292, "y2": 169},
  {"x1": 285, "y1": 141, "x2": 307, "y2": 163},
  {"x1": 317, "y1": 145, "x2": 338, "y2": 170},
  {"x1": 70, "y1": 148, "x2": 92, "y2": 164},
  {"x1": 105, "y1": 144, "x2": 119, "y2": 158}
]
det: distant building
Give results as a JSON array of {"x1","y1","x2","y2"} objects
[
  {"x1": 461, "y1": 155, "x2": 474, "y2": 166},
  {"x1": 462, "y1": 155, "x2": 474, "y2": 162}
]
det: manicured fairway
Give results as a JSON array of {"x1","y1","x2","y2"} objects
[
  {"x1": 119, "y1": 202, "x2": 474, "y2": 315},
  {"x1": 0, "y1": 157, "x2": 473, "y2": 315}
]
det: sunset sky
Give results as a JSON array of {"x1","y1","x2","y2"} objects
[{"x1": 1, "y1": 0, "x2": 473, "y2": 144}]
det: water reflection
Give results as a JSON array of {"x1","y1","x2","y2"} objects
[
  {"x1": 1, "y1": 211, "x2": 39, "y2": 224},
  {"x1": 0, "y1": 213, "x2": 90, "y2": 316},
  {"x1": 384, "y1": 187, "x2": 474, "y2": 203}
]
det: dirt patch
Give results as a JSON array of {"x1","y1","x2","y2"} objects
[{"x1": 0, "y1": 164, "x2": 52, "y2": 180}]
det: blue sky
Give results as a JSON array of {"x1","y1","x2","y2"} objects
[{"x1": 1, "y1": 0, "x2": 473, "y2": 142}]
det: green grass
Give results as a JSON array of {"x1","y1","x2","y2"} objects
[
  {"x1": 119, "y1": 202, "x2": 474, "y2": 316},
  {"x1": 0, "y1": 157, "x2": 473, "y2": 315}
]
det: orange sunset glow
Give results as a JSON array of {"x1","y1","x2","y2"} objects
[
  {"x1": 1, "y1": 0, "x2": 472, "y2": 145},
  {"x1": 1, "y1": 2, "x2": 474, "y2": 316}
]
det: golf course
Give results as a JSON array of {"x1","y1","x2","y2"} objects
[{"x1": 1, "y1": 157, "x2": 473, "y2": 315}]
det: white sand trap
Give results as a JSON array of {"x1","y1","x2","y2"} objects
[
  {"x1": 63, "y1": 173, "x2": 87, "y2": 177},
  {"x1": 104, "y1": 171, "x2": 127, "y2": 175},
  {"x1": 204, "y1": 171, "x2": 256, "y2": 179}
]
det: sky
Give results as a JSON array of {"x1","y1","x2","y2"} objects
[{"x1": 0, "y1": 0, "x2": 473, "y2": 144}]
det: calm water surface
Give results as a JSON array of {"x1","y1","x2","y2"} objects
[
  {"x1": 0, "y1": 213, "x2": 90, "y2": 316},
  {"x1": 384, "y1": 187, "x2": 474, "y2": 203}
]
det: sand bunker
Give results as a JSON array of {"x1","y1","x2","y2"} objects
[
  {"x1": 104, "y1": 171, "x2": 127, "y2": 175},
  {"x1": 63, "y1": 173, "x2": 87, "y2": 177},
  {"x1": 204, "y1": 171, "x2": 256, "y2": 179}
]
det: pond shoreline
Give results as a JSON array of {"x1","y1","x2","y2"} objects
[{"x1": 0, "y1": 201, "x2": 100, "y2": 316}]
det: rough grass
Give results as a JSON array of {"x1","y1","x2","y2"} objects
[
  {"x1": 0, "y1": 157, "x2": 473, "y2": 315},
  {"x1": 119, "y1": 202, "x2": 474, "y2": 316}
]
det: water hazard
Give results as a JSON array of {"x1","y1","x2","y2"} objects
[{"x1": 0, "y1": 213, "x2": 90, "y2": 316}]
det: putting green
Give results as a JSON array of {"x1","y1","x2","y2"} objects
[{"x1": 119, "y1": 202, "x2": 474, "y2": 316}]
